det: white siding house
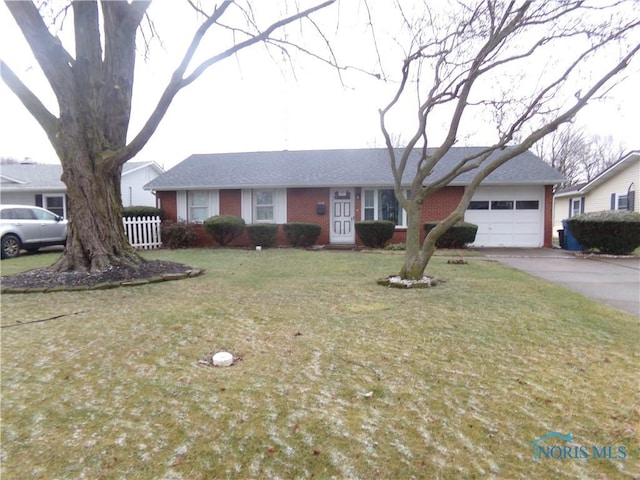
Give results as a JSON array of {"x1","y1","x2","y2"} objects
[
  {"x1": 554, "y1": 151, "x2": 639, "y2": 235},
  {"x1": 120, "y1": 162, "x2": 165, "y2": 207},
  {"x1": 0, "y1": 161, "x2": 164, "y2": 217}
]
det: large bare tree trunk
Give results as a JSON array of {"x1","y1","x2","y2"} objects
[
  {"x1": 2, "y1": 0, "x2": 337, "y2": 273},
  {"x1": 399, "y1": 194, "x2": 462, "y2": 279},
  {"x1": 54, "y1": 148, "x2": 140, "y2": 272},
  {"x1": 399, "y1": 197, "x2": 431, "y2": 279}
]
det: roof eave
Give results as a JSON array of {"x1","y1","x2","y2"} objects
[
  {"x1": 0, "y1": 186, "x2": 66, "y2": 192},
  {"x1": 579, "y1": 151, "x2": 639, "y2": 192},
  {"x1": 124, "y1": 161, "x2": 165, "y2": 176},
  {"x1": 147, "y1": 179, "x2": 563, "y2": 191}
]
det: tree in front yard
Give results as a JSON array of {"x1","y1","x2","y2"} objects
[
  {"x1": 1, "y1": 0, "x2": 336, "y2": 272},
  {"x1": 376, "y1": 1, "x2": 639, "y2": 279}
]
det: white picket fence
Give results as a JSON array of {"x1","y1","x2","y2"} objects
[{"x1": 123, "y1": 216, "x2": 162, "y2": 250}]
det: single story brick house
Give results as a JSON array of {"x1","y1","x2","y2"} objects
[{"x1": 145, "y1": 148, "x2": 565, "y2": 248}]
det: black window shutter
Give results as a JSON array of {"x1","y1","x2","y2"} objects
[
  {"x1": 628, "y1": 191, "x2": 635, "y2": 211},
  {"x1": 35, "y1": 194, "x2": 43, "y2": 207},
  {"x1": 580, "y1": 196, "x2": 585, "y2": 214},
  {"x1": 610, "y1": 193, "x2": 616, "y2": 210}
]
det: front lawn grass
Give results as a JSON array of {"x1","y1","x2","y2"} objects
[{"x1": 1, "y1": 249, "x2": 638, "y2": 479}]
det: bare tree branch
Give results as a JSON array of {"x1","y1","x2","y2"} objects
[
  {"x1": 112, "y1": 0, "x2": 337, "y2": 165},
  {"x1": 0, "y1": 60, "x2": 57, "y2": 139},
  {"x1": 4, "y1": 0, "x2": 74, "y2": 102},
  {"x1": 379, "y1": 0, "x2": 640, "y2": 279}
]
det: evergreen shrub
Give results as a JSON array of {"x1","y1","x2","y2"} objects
[
  {"x1": 283, "y1": 222, "x2": 322, "y2": 247},
  {"x1": 203, "y1": 215, "x2": 246, "y2": 246},
  {"x1": 246, "y1": 224, "x2": 278, "y2": 248},
  {"x1": 355, "y1": 221, "x2": 395, "y2": 248},
  {"x1": 123, "y1": 206, "x2": 164, "y2": 219},
  {"x1": 566, "y1": 210, "x2": 640, "y2": 254},
  {"x1": 423, "y1": 221, "x2": 478, "y2": 248}
]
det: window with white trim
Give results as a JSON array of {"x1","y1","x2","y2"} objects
[
  {"x1": 44, "y1": 195, "x2": 65, "y2": 217},
  {"x1": 362, "y1": 189, "x2": 409, "y2": 227},
  {"x1": 617, "y1": 194, "x2": 628, "y2": 211},
  {"x1": 254, "y1": 190, "x2": 275, "y2": 222},
  {"x1": 363, "y1": 190, "x2": 375, "y2": 220},
  {"x1": 570, "y1": 198, "x2": 582, "y2": 217},
  {"x1": 189, "y1": 191, "x2": 209, "y2": 222}
]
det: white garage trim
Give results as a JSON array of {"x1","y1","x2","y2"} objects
[{"x1": 465, "y1": 186, "x2": 544, "y2": 247}]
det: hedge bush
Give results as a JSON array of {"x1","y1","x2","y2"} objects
[
  {"x1": 355, "y1": 221, "x2": 395, "y2": 248},
  {"x1": 423, "y1": 221, "x2": 478, "y2": 248},
  {"x1": 161, "y1": 220, "x2": 198, "y2": 249},
  {"x1": 283, "y1": 222, "x2": 322, "y2": 247},
  {"x1": 203, "y1": 215, "x2": 246, "y2": 246},
  {"x1": 566, "y1": 210, "x2": 640, "y2": 254},
  {"x1": 246, "y1": 224, "x2": 278, "y2": 248},
  {"x1": 123, "y1": 206, "x2": 164, "y2": 219}
]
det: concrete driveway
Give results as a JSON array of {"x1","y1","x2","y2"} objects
[{"x1": 478, "y1": 248, "x2": 640, "y2": 317}]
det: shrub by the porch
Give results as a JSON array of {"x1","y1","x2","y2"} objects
[
  {"x1": 355, "y1": 221, "x2": 395, "y2": 248},
  {"x1": 566, "y1": 210, "x2": 640, "y2": 254},
  {"x1": 123, "y1": 206, "x2": 164, "y2": 219},
  {"x1": 246, "y1": 224, "x2": 278, "y2": 248},
  {"x1": 203, "y1": 215, "x2": 246, "y2": 246},
  {"x1": 423, "y1": 221, "x2": 478, "y2": 248},
  {"x1": 283, "y1": 222, "x2": 322, "y2": 247},
  {"x1": 161, "y1": 220, "x2": 198, "y2": 249}
]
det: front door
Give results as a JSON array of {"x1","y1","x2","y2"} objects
[{"x1": 330, "y1": 188, "x2": 355, "y2": 244}]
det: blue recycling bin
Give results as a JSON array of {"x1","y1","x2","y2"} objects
[{"x1": 562, "y1": 219, "x2": 583, "y2": 251}]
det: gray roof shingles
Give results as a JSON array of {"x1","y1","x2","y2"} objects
[
  {"x1": 1, "y1": 164, "x2": 66, "y2": 190},
  {"x1": 1, "y1": 162, "x2": 154, "y2": 190},
  {"x1": 146, "y1": 148, "x2": 565, "y2": 191}
]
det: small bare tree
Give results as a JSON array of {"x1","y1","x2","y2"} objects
[
  {"x1": 1, "y1": 0, "x2": 337, "y2": 272},
  {"x1": 377, "y1": 0, "x2": 639, "y2": 280}
]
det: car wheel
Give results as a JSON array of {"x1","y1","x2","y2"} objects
[{"x1": 1, "y1": 234, "x2": 22, "y2": 259}]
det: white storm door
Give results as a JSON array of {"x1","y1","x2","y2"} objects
[{"x1": 330, "y1": 188, "x2": 355, "y2": 244}]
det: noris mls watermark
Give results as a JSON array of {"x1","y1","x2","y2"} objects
[{"x1": 533, "y1": 432, "x2": 627, "y2": 462}]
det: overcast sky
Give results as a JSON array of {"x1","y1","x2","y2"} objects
[{"x1": 1, "y1": 1, "x2": 638, "y2": 170}]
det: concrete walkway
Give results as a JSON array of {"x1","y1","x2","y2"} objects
[{"x1": 478, "y1": 248, "x2": 640, "y2": 317}]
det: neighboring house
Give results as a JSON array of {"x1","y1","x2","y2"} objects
[
  {"x1": 120, "y1": 162, "x2": 166, "y2": 207},
  {"x1": 145, "y1": 148, "x2": 565, "y2": 248},
  {"x1": 554, "y1": 150, "x2": 639, "y2": 235},
  {"x1": 0, "y1": 161, "x2": 165, "y2": 217}
]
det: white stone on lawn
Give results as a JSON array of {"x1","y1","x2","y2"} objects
[{"x1": 212, "y1": 351, "x2": 234, "y2": 367}]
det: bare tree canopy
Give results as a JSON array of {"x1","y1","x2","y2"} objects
[
  {"x1": 0, "y1": 156, "x2": 21, "y2": 165},
  {"x1": 534, "y1": 125, "x2": 626, "y2": 186},
  {"x1": 373, "y1": 0, "x2": 639, "y2": 280},
  {"x1": 1, "y1": 0, "x2": 338, "y2": 272}
]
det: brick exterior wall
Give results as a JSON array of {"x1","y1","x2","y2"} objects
[
  {"x1": 386, "y1": 186, "x2": 465, "y2": 245},
  {"x1": 286, "y1": 188, "x2": 331, "y2": 245},
  {"x1": 159, "y1": 185, "x2": 554, "y2": 247},
  {"x1": 544, "y1": 185, "x2": 554, "y2": 248}
]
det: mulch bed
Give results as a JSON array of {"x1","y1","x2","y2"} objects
[{"x1": 0, "y1": 260, "x2": 203, "y2": 293}]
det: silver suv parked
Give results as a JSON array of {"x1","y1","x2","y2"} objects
[{"x1": 0, "y1": 205, "x2": 68, "y2": 259}]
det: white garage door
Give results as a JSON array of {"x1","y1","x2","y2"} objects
[{"x1": 464, "y1": 186, "x2": 544, "y2": 247}]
